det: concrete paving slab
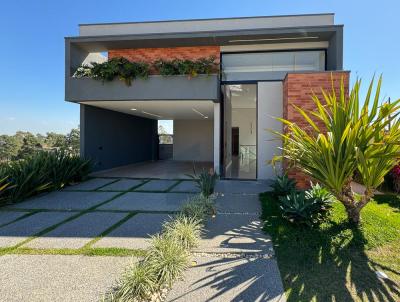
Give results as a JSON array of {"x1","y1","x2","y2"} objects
[
  {"x1": 0, "y1": 212, "x2": 74, "y2": 247},
  {"x1": 25, "y1": 212, "x2": 127, "y2": 249},
  {"x1": 167, "y1": 256, "x2": 286, "y2": 302},
  {"x1": 93, "y1": 213, "x2": 172, "y2": 249},
  {"x1": 215, "y1": 180, "x2": 272, "y2": 195},
  {"x1": 0, "y1": 254, "x2": 133, "y2": 302},
  {"x1": 194, "y1": 214, "x2": 273, "y2": 254},
  {"x1": 99, "y1": 179, "x2": 144, "y2": 191},
  {"x1": 216, "y1": 194, "x2": 261, "y2": 214},
  {"x1": 7, "y1": 191, "x2": 118, "y2": 211},
  {"x1": 135, "y1": 180, "x2": 178, "y2": 192},
  {"x1": 64, "y1": 178, "x2": 117, "y2": 191},
  {"x1": 170, "y1": 181, "x2": 200, "y2": 193},
  {"x1": 98, "y1": 192, "x2": 192, "y2": 212},
  {"x1": 0, "y1": 211, "x2": 30, "y2": 226}
]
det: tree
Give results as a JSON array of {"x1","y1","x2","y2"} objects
[
  {"x1": 0, "y1": 135, "x2": 19, "y2": 161},
  {"x1": 45, "y1": 132, "x2": 67, "y2": 149},
  {"x1": 65, "y1": 127, "x2": 80, "y2": 154},
  {"x1": 158, "y1": 125, "x2": 173, "y2": 144},
  {"x1": 17, "y1": 133, "x2": 43, "y2": 159},
  {"x1": 274, "y1": 76, "x2": 400, "y2": 224}
]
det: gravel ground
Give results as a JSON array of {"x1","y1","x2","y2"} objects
[{"x1": 0, "y1": 254, "x2": 134, "y2": 302}]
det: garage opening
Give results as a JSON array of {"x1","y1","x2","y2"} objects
[{"x1": 85, "y1": 100, "x2": 215, "y2": 179}]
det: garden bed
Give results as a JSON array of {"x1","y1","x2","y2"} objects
[{"x1": 260, "y1": 192, "x2": 400, "y2": 301}]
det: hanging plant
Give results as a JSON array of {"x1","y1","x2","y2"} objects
[
  {"x1": 74, "y1": 56, "x2": 218, "y2": 84},
  {"x1": 154, "y1": 56, "x2": 218, "y2": 78},
  {"x1": 74, "y1": 57, "x2": 149, "y2": 86}
]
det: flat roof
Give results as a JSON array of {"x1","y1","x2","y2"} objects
[{"x1": 79, "y1": 13, "x2": 335, "y2": 37}]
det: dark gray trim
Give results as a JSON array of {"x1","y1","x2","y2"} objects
[
  {"x1": 78, "y1": 13, "x2": 335, "y2": 26},
  {"x1": 66, "y1": 75, "x2": 220, "y2": 102},
  {"x1": 66, "y1": 25, "x2": 343, "y2": 42}
]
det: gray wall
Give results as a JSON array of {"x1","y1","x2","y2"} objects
[
  {"x1": 173, "y1": 120, "x2": 213, "y2": 162},
  {"x1": 81, "y1": 104, "x2": 158, "y2": 171}
]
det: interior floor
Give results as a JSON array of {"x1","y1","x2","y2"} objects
[
  {"x1": 91, "y1": 160, "x2": 214, "y2": 179},
  {"x1": 225, "y1": 155, "x2": 257, "y2": 179}
]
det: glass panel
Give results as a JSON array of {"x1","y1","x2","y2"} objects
[
  {"x1": 222, "y1": 50, "x2": 325, "y2": 79},
  {"x1": 294, "y1": 51, "x2": 325, "y2": 71},
  {"x1": 222, "y1": 84, "x2": 257, "y2": 179},
  {"x1": 272, "y1": 52, "x2": 295, "y2": 71}
]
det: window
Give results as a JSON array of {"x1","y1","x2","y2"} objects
[{"x1": 221, "y1": 50, "x2": 325, "y2": 80}]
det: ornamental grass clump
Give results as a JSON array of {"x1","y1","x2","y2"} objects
[
  {"x1": 187, "y1": 167, "x2": 218, "y2": 198},
  {"x1": 104, "y1": 193, "x2": 213, "y2": 301},
  {"x1": 163, "y1": 214, "x2": 203, "y2": 249},
  {"x1": 0, "y1": 150, "x2": 91, "y2": 204},
  {"x1": 271, "y1": 76, "x2": 400, "y2": 225},
  {"x1": 146, "y1": 234, "x2": 190, "y2": 288},
  {"x1": 105, "y1": 262, "x2": 157, "y2": 302},
  {"x1": 180, "y1": 194, "x2": 216, "y2": 221}
]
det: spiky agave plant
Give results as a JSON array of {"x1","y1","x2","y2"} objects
[{"x1": 272, "y1": 76, "x2": 400, "y2": 225}]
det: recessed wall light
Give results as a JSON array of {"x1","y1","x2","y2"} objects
[
  {"x1": 142, "y1": 111, "x2": 162, "y2": 118},
  {"x1": 192, "y1": 108, "x2": 208, "y2": 119},
  {"x1": 130, "y1": 108, "x2": 137, "y2": 111},
  {"x1": 228, "y1": 36, "x2": 319, "y2": 43}
]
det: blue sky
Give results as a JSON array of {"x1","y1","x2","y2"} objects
[{"x1": 0, "y1": 0, "x2": 398, "y2": 135}]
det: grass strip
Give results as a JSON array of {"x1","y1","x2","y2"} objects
[{"x1": 83, "y1": 212, "x2": 137, "y2": 248}]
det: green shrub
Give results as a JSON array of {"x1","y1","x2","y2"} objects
[
  {"x1": 105, "y1": 262, "x2": 157, "y2": 302},
  {"x1": 154, "y1": 56, "x2": 217, "y2": 78},
  {"x1": 271, "y1": 174, "x2": 297, "y2": 197},
  {"x1": 278, "y1": 190, "x2": 331, "y2": 227},
  {"x1": 75, "y1": 57, "x2": 149, "y2": 86},
  {"x1": 0, "y1": 150, "x2": 91, "y2": 204},
  {"x1": 146, "y1": 234, "x2": 190, "y2": 287},
  {"x1": 163, "y1": 215, "x2": 203, "y2": 250},
  {"x1": 180, "y1": 194, "x2": 216, "y2": 221},
  {"x1": 187, "y1": 168, "x2": 218, "y2": 197},
  {"x1": 306, "y1": 182, "x2": 335, "y2": 205}
]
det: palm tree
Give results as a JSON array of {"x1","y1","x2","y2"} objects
[{"x1": 273, "y1": 76, "x2": 400, "y2": 224}]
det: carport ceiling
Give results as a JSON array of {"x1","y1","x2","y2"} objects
[{"x1": 81, "y1": 100, "x2": 214, "y2": 120}]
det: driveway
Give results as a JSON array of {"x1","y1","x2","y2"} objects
[{"x1": 0, "y1": 177, "x2": 285, "y2": 301}]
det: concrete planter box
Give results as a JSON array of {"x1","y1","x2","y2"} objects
[{"x1": 66, "y1": 74, "x2": 219, "y2": 102}]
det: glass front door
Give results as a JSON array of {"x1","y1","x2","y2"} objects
[{"x1": 222, "y1": 84, "x2": 257, "y2": 179}]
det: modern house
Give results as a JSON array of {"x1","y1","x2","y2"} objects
[{"x1": 65, "y1": 13, "x2": 349, "y2": 183}]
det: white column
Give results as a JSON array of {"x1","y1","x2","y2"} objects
[
  {"x1": 213, "y1": 102, "x2": 220, "y2": 174},
  {"x1": 257, "y1": 82, "x2": 283, "y2": 179}
]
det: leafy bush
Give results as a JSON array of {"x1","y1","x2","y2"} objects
[
  {"x1": 271, "y1": 174, "x2": 297, "y2": 197},
  {"x1": 75, "y1": 56, "x2": 217, "y2": 86},
  {"x1": 146, "y1": 234, "x2": 190, "y2": 287},
  {"x1": 163, "y1": 215, "x2": 203, "y2": 249},
  {"x1": 180, "y1": 194, "x2": 216, "y2": 221},
  {"x1": 154, "y1": 56, "x2": 217, "y2": 78},
  {"x1": 0, "y1": 150, "x2": 91, "y2": 204},
  {"x1": 105, "y1": 262, "x2": 157, "y2": 302},
  {"x1": 187, "y1": 168, "x2": 218, "y2": 197},
  {"x1": 75, "y1": 57, "x2": 149, "y2": 86},
  {"x1": 278, "y1": 184, "x2": 334, "y2": 227}
]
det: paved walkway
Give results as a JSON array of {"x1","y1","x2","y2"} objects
[{"x1": 0, "y1": 178, "x2": 285, "y2": 301}]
